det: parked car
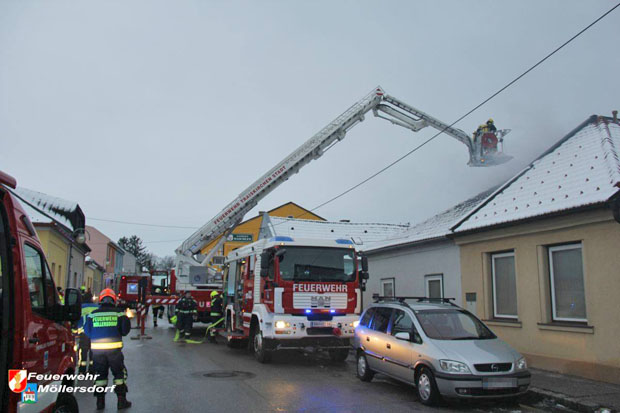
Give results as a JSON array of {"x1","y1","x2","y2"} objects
[{"x1": 353, "y1": 297, "x2": 530, "y2": 405}]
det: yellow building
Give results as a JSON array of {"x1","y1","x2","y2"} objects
[
  {"x1": 200, "y1": 202, "x2": 324, "y2": 261},
  {"x1": 36, "y1": 225, "x2": 71, "y2": 288}
]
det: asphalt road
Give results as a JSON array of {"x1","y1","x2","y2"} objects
[{"x1": 75, "y1": 316, "x2": 545, "y2": 413}]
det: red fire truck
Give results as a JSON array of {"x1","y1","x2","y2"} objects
[
  {"x1": 166, "y1": 268, "x2": 221, "y2": 323},
  {"x1": 113, "y1": 273, "x2": 151, "y2": 308},
  {"x1": 1, "y1": 171, "x2": 82, "y2": 412},
  {"x1": 222, "y1": 236, "x2": 368, "y2": 363}
]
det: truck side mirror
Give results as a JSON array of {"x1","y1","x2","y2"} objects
[
  {"x1": 260, "y1": 251, "x2": 270, "y2": 278},
  {"x1": 361, "y1": 256, "x2": 368, "y2": 272},
  {"x1": 361, "y1": 272, "x2": 369, "y2": 280},
  {"x1": 63, "y1": 288, "x2": 82, "y2": 322}
]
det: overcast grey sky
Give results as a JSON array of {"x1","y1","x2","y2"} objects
[{"x1": 1, "y1": 0, "x2": 619, "y2": 256}]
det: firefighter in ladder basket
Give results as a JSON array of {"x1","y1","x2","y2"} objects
[{"x1": 206, "y1": 290, "x2": 224, "y2": 343}]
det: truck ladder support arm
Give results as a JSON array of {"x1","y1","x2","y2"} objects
[{"x1": 177, "y1": 86, "x2": 506, "y2": 264}]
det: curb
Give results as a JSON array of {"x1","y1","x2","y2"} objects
[{"x1": 527, "y1": 387, "x2": 616, "y2": 413}]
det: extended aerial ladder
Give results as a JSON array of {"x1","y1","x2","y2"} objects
[{"x1": 175, "y1": 86, "x2": 511, "y2": 281}]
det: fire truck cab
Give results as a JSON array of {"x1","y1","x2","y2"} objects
[
  {"x1": 1, "y1": 171, "x2": 82, "y2": 412},
  {"x1": 223, "y1": 236, "x2": 368, "y2": 363}
]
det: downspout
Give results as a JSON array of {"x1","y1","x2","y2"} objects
[{"x1": 66, "y1": 242, "x2": 73, "y2": 289}]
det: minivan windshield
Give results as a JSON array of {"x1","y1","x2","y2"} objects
[
  {"x1": 414, "y1": 309, "x2": 496, "y2": 340},
  {"x1": 278, "y1": 247, "x2": 356, "y2": 282}
]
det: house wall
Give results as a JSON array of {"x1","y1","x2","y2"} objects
[
  {"x1": 114, "y1": 249, "x2": 124, "y2": 274},
  {"x1": 364, "y1": 239, "x2": 462, "y2": 306},
  {"x1": 85, "y1": 226, "x2": 112, "y2": 269},
  {"x1": 35, "y1": 226, "x2": 70, "y2": 289},
  {"x1": 121, "y1": 252, "x2": 138, "y2": 274},
  {"x1": 455, "y1": 208, "x2": 620, "y2": 384},
  {"x1": 68, "y1": 246, "x2": 86, "y2": 289}
]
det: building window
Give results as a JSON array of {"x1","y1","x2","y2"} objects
[
  {"x1": 380, "y1": 278, "x2": 395, "y2": 297},
  {"x1": 425, "y1": 274, "x2": 443, "y2": 299},
  {"x1": 491, "y1": 251, "x2": 518, "y2": 319},
  {"x1": 549, "y1": 244, "x2": 586, "y2": 322}
]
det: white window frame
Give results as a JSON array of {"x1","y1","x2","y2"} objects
[
  {"x1": 380, "y1": 278, "x2": 395, "y2": 297},
  {"x1": 491, "y1": 251, "x2": 518, "y2": 319},
  {"x1": 548, "y1": 243, "x2": 587, "y2": 323},
  {"x1": 425, "y1": 274, "x2": 444, "y2": 299}
]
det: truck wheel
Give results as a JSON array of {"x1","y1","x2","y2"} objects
[
  {"x1": 53, "y1": 393, "x2": 78, "y2": 413},
  {"x1": 416, "y1": 367, "x2": 440, "y2": 406},
  {"x1": 356, "y1": 352, "x2": 374, "y2": 382},
  {"x1": 253, "y1": 329, "x2": 272, "y2": 363},
  {"x1": 329, "y1": 348, "x2": 350, "y2": 362}
]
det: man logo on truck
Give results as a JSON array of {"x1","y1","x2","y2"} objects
[{"x1": 8, "y1": 369, "x2": 27, "y2": 393}]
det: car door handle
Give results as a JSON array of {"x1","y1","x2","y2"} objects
[
  {"x1": 29, "y1": 337, "x2": 39, "y2": 344},
  {"x1": 366, "y1": 337, "x2": 370, "y2": 342},
  {"x1": 386, "y1": 343, "x2": 391, "y2": 349}
]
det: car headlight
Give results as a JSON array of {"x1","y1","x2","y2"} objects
[
  {"x1": 439, "y1": 360, "x2": 471, "y2": 374},
  {"x1": 275, "y1": 321, "x2": 290, "y2": 329},
  {"x1": 516, "y1": 357, "x2": 527, "y2": 370},
  {"x1": 352, "y1": 320, "x2": 359, "y2": 328}
]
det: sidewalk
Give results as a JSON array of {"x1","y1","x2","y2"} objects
[{"x1": 527, "y1": 368, "x2": 620, "y2": 413}]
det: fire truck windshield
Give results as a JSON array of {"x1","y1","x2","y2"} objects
[{"x1": 278, "y1": 247, "x2": 356, "y2": 282}]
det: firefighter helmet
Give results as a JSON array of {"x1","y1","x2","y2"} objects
[
  {"x1": 80, "y1": 285, "x2": 86, "y2": 292},
  {"x1": 487, "y1": 118, "x2": 494, "y2": 124},
  {"x1": 210, "y1": 290, "x2": 219, "y2": 298},
  {"x1": 99, "y1": 288, "x2": 117, "y2": 304}
]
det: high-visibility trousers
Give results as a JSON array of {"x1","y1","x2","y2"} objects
[{"x1": 92, "y1": 349, "x2": 128, "y2": 395}]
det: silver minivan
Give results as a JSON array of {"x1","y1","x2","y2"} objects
[{"x1": 353, "y1": 297, "x2": 530, "y2": 405}]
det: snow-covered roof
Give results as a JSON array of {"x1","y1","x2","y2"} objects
[
  {"x1": 260, "y1": 216, "x2": 409, "y2": 246},
  {"x1": 363, "y1": 187, "x2": 497, "y2": 253},
  {"x1": 15, "y1": 187, "x2": 84, "y2": 231},
  {"x1": 453, "y1": 115, "x2": 620, "y2": 232}
]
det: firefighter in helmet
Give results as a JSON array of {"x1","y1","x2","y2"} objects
[
  {"x1": 175, "y1": 291, "x2": 198, "y2": 341},
  {"x1": 83, "y1": 288, "x2": 132, "y2": 410},
  {"x1": 74, "y1": 301, "x2": 98, "y2": 373},
  {"x1": 152, "y1": 287, "x2": 166, "y2": 327},
  {"x1": 206, "y1": 290, "x2": 224, "y2": 343}
]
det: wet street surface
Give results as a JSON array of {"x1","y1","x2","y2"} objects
[{"x1": 75, "y1": 317, "x2": 547, "y2": 412}]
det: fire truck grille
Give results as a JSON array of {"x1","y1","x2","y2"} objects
[{"x1": 293, "y1": 293, "x2": 348, "y2": 309}]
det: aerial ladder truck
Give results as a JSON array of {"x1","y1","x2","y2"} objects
[{"x1": 168, "y1": 87, "x2": 511, "y2": 355}]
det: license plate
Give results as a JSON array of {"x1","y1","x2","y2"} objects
[
  {"x1": 482, "y1": 378, "x2": 517, "y2": 389},
  {"x1": 310, "y1": 321, "x2": 331, "y2": 327}
]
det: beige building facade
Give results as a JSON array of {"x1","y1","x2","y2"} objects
[{"x1": 455, "y1": 207, "x2": 620, "y2": 384}]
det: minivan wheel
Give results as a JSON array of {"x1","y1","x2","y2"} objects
[
  {"x1": 356, "y1": 352, "x2": 375, "y2": 382},
  {"x1": 416, "y1": 367, "x2": 440, "y2": 406}
]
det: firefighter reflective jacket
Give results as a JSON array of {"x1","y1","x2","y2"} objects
[
  {"x1": 83, "y1": 304, "x2": 131, "y2": 351},
  {"x1": 175, "y1": 296, "x2": 198, "y2": 315},
  {"x1": 210, "y1": 295, "x2": 223, "y2": 316},
  {"x1": 74, "y1": 303, "x2": 99, "y2": 333}
]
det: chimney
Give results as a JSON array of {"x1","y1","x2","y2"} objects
[{"x1": 613, "y1": 110, "x2": 618, "y2": 123}]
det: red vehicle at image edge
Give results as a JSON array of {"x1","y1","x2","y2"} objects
[{"x1": 1, "y1": 171, "x2": 82, "y2": 413}]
